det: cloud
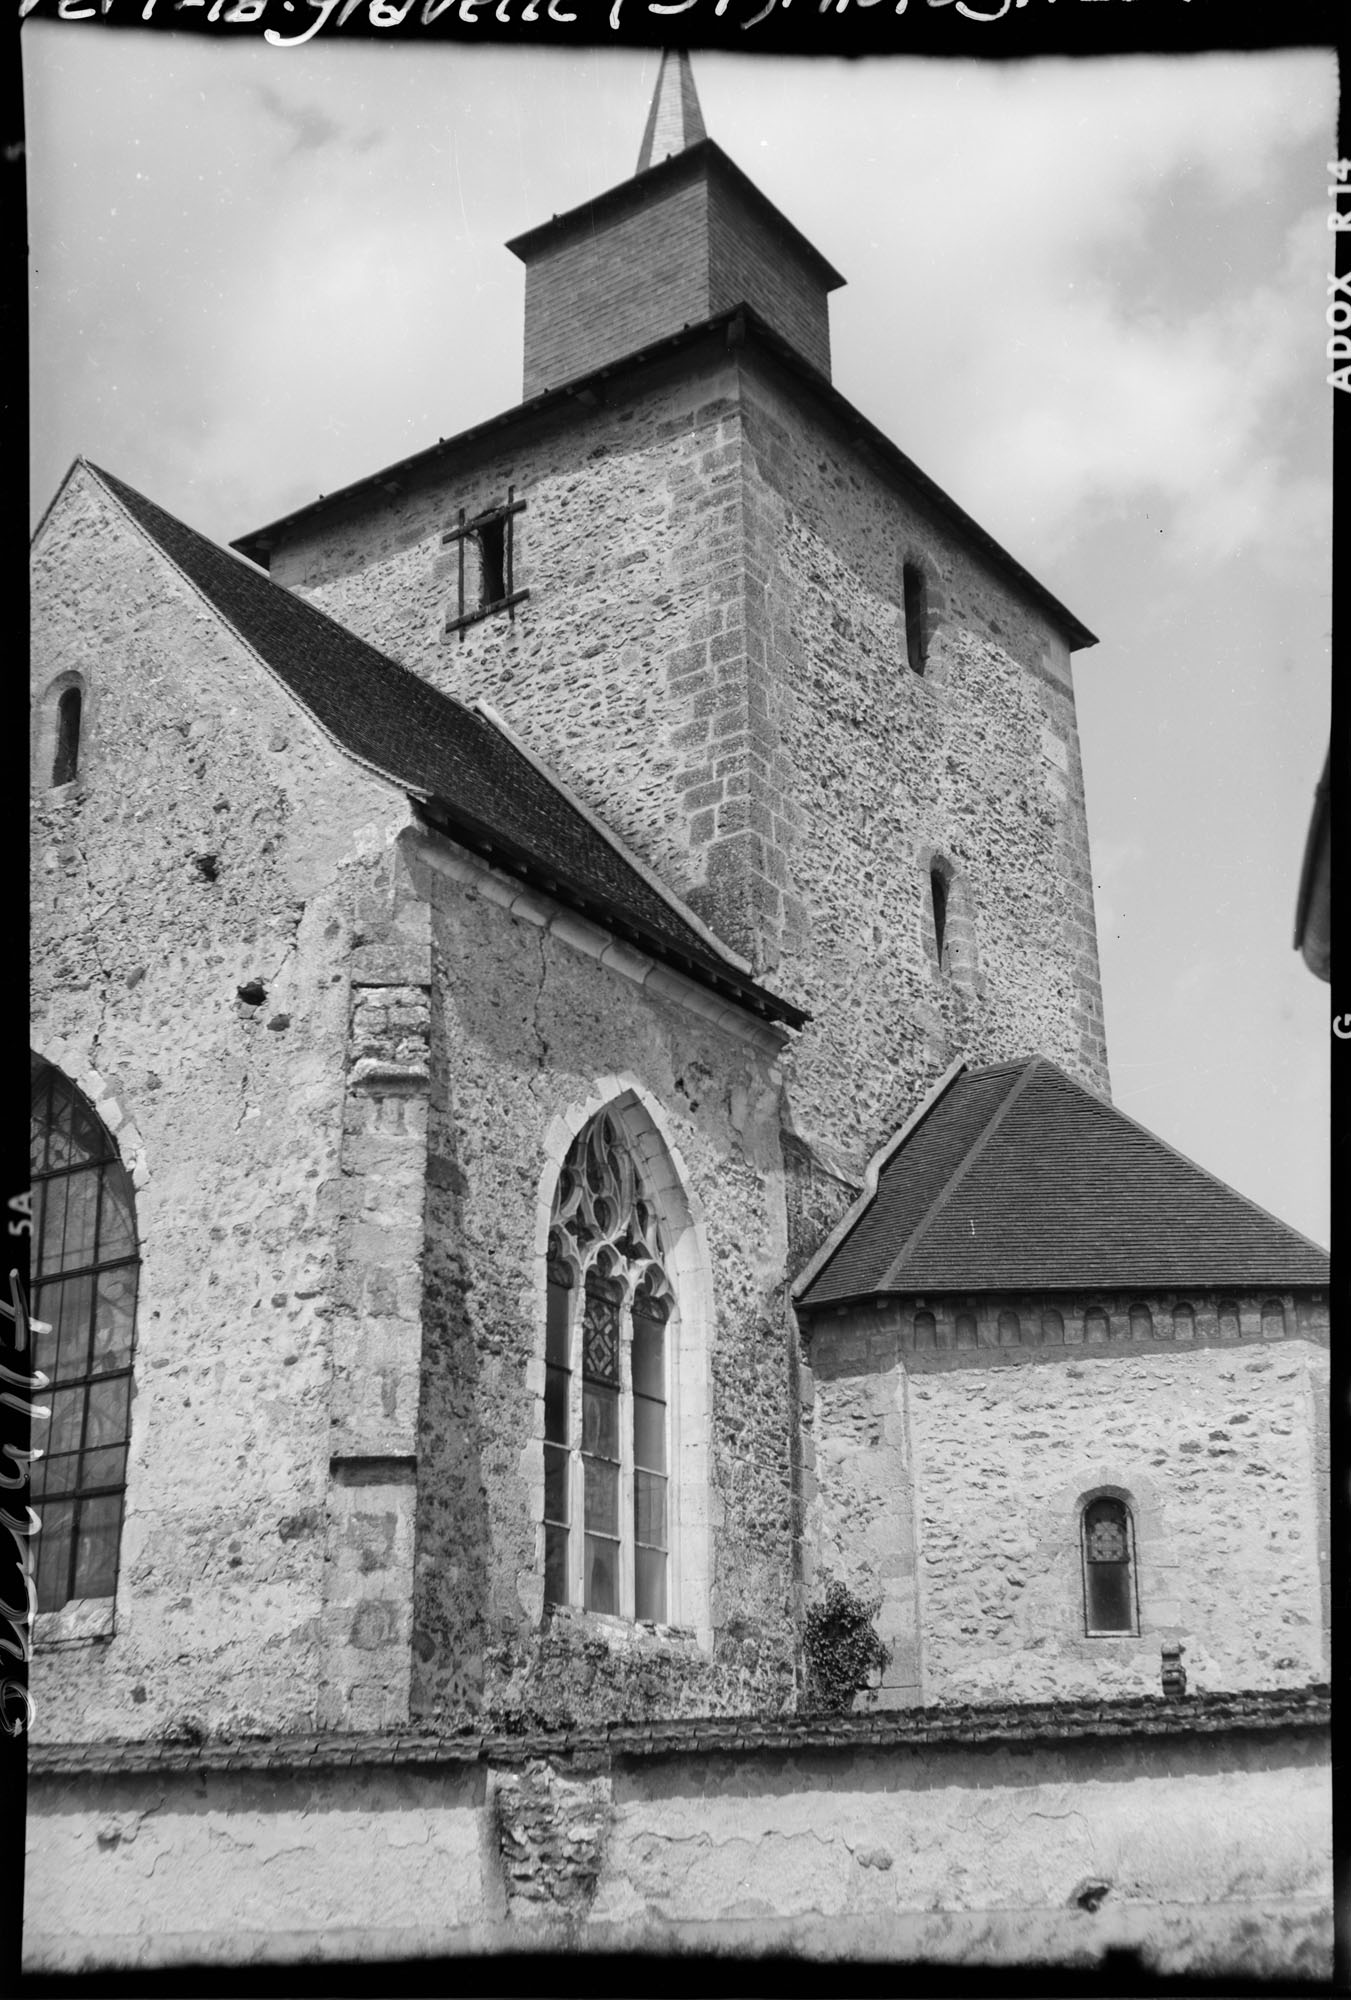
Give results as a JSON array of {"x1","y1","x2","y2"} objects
[{"x1": 251, "y1": 82, "x2": 348, "y2": 157}]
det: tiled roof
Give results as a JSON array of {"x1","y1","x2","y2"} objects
[
  {"x1": 800, "y1": 1057, "x2": 1329, "y2": 1305},
  {"x1": 86, "y1": 464, "x2": 804, "y2": 1030},
  {"x1": 27, "y1": 1684, "x2": 1328, "y2": 1779}
]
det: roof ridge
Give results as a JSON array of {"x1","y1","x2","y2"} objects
[
  {"x1": 875, "y1": 1056, "x2": 1043, "y2": 1292},
  {"x1": 790, "y1": 1056, "x2": 969, "y2": 1304},
  {"x1": 1042, "y1": 1060, "x2": 1330, "y2": 1258},
  {"x1": 470, "y1": 697, "x2": 755, "y2": 979}
]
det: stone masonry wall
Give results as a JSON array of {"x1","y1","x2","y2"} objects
[
  {"x1": 735, "y1": 354, "x2": 1107, "y2": 1173},
  {"x1": 807, "y1": 1294, "x2": 1328, "y2": 1706},
  {"x1": 265, "y1": 337, "x2": 1105, "y2": 1192},
  {"x1": 407, "y1": 835, "x2": 800, "y2": 1728},
  {"x1": 24, "y1": 1723, "x2": 1331, "y2": 1977},
  {"x1": 29, "y1": 465, "x2": 415, "y2": 1742}
]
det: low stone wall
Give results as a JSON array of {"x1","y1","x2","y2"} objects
[{"x1": 24, "y1": 1694, "x2": 1330, "y2": 1978}]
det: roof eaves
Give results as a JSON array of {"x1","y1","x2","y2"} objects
[
  {"x1": 413, "y1": 795, "x2": 807, "y2": 1032},
  {"x1": 504, "y1": 138, "x2": 846, "y2": 293},
  {"x1": 230, "y1": 312, "x2": 1095, "y2": 650}
]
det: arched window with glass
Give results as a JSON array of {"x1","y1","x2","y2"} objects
[
  {"x1": 29, "y1": 1055, "x2": 140, "y2": 1614},
  {"x1": 543, "y1": 1111, "x2": 675, "y2": 1624},
  {"x1": 1081, "y1": 1494, "x2": 1138, "y2": 1636}
]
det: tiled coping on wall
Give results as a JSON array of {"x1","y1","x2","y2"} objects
[{"x1": 28, "y1": 1683, "x2": 1329, "y2": 1777}]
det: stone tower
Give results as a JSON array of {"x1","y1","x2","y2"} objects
[{"x1": 236, "y1": 53, "x2": 1108, "y2": 1184}]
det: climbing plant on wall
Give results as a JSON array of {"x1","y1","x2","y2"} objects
[{"x1": 802, "y1": 1580, "x2": 891, "y2": 1713}]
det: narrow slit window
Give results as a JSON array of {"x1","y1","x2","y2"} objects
[
  {"x1": 443, "y1": 488, "x2": 528, "y2": 638},
  {"x1": 930, "y1": 867, "x2": 948, "y2": 965},
  {"x1": 53, "y1": 688, "x2": 83, "y2": 786},
  {"x1": 903, "y1": 562, "x2": 927, "y2": 675},
  {"x1": 1082, "y1": 1496, "x2": 1138, "y2": 1635}
]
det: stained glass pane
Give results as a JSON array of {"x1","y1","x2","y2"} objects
[
  {"x1": 631, "y1": 1315, "x2": 665, "y2": 1400},
  {"x1": 633, "y1": 1394, "x2": 666, "y2": 1474},
  {"x1": 544, "y1": 1523, "x2": 568, "y2": 1608},
  {"x1": 543, "y1": 1441, "x2": 569, "y2": 1526},
  {"x1": 37, "y1": 1175, "x2": 68, "y2": 1281},
  {"x1": 1086, "y1": 1517, "x2": 1127, "y2": 1563},
  {"x1": 635, "y1": 1469, "x2": 666, "y2": 1549},
  {"x1": 635, "y1": 1545, "x2": 666, "y2": 1624},
  {"x1": 44, "y1": 1078, "x2": 76, "y2": 1173},
  {"x1": 30, "y1": 1066, "x2": 51, "y2": 1173},
  {"x1": 48, "y1": 1385, "x2": 87, "y2": 1459},
  {"x1": 1086, "y1": 1560, "x2": 1133, "y2": 1633},
  {"x1": 98, "y1": 1168, "x2": 137, "y2": 1264},
  {"x1": 36, "y1": 1498, "x2": 75, "y2": 1613},
  {"x1": 582, "y1": 1284, "x2": 619, "y2": 1385},
  {"x1": 73, "y1": 1492, "x2": 122, "y2": 1600},
  {"x1": 31, "y1": 1278, "x2": 60, "y2": 1380},
  {"x1": 82, "y1": 1444, "x2": 128, "y2": 1492},
  {"x1": 85, "y1": 1377, "x2": 131, "y2": 1450},
  {"x1": 584, "y1": 1456, "x2": 618, "y2": 1536},
  {"x1": 92, "y1": 1268, "x2": 138, "y2": 1374},
  {"x1": 544, "y1": 1362, "x2": 569, "y2": 1446},
  {"x1": 57, "y1": 1170, "x2": 100, "y2": 1274},
  {"x1": 33, "y1": 1452, "x2": 78, "y2": 1501},
  {"x1": 69, "y1": 1098, "x2": 108, "y2": 1169},
  {"x1": 582, "y1": 1383, "x2": 618, "y2": 1462},
  {"x1": 54, "y1": 1274, "x2": 94, "y2": 1383},
  {"x1": 545, "y1": 1280, "x2": 572, "y2": 1368},
  {"x1": 584, "y1": 1533, "x2": 618, "y2": 1615}
]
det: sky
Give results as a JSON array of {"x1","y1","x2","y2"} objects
[{"x1": 24, "y1": 27, "x2": 1334, "y2": 1247}]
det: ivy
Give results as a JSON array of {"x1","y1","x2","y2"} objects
[{"x1": 802, "y1": 1580, "x2": 891, "y2": 1713}]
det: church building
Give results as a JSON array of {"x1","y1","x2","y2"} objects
[{"x1": 26, "y1": 53, "x2": 1330, "y2": 1977}]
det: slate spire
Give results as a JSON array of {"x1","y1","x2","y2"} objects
[{"x1": 636, "y1": 50, "x2": 707, "y2": 173}]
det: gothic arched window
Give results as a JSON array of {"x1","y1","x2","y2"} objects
[
  {"x1": 1081, "y1": 1495, "x2": 1137, "y2": 1636},
  {"x1": 29, "y1": 1056, "x2": 139, "y2": 1614},
  {"x1": 544, "y1": 1112, "x2": 676, "y2": 1624}
]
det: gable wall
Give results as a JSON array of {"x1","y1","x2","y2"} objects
[{"x1": 29, "y1": 467, "x2": 415, "y2": 1741}]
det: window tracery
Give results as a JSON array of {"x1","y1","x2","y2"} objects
[{"x1": 544, "y1": 1112, "x2": 674, "y2": 1623}]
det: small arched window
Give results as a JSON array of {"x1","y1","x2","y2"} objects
[
  {"x1": 1218, "y1": 1299, "x2": 1240, "y2": 1340},
  {"x1": 1129, "y1": 1302, "x2": 1153, "y2": 1340},
  {"x1": 997, "y1": 1309, "x2": 1020, "y2": 1347},
  {"x1": 913, "y1": 1309, "x2": 936, "y2": 1350},
  {"x1": 1081, "y1": 1496, "x2": 1138, "y2": 1636},
  {"x1": 1084, "y1": 1307, "x2": 1109, "y2": 1343},
  {"x1": 29, "y1": 1055, "x2": 140, "y2": 1613},
  {"x1": 544, "y1": 1111, "x2": 675, "y2": 1623},
  {"x1": 1041, "y1": 1308, "x2": 1065, "y2": 1345},
  {"x1": 955, "y1": 1312, "x2": 977, "y2": 1349},
  {"x1": 52, "y1": 688, "x2": 83, "y2": 786},
  {"x1": 1172, "y1": 1302, "x2": 1195, "y2": 1340}
]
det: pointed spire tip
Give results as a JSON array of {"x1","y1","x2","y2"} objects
[{"x1": 636, "y1": 49, "x2": 707, "y2": 176}]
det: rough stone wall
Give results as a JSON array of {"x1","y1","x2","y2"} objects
[
  {"x1": 407, "y1": 839, "x2": 799, "y2": 1727},
  {"x1": 802, "y1": 1310, "x2": 1327, "y2": 1706},
  {"x1": 266, "y1": 345, "x2": 761, "y2": 954},
  {"x1": 24, "y1": 1727, "x2": 1331, "y2": 1977},
  {"x1": 265, "y1": 339, "x2": 1106, "y2": 1192},
  {"x1": 736, "y1": 355, "x2": 1107, "y2": 1172},
  {"x1": 28, "y1": 466, "x2": 415, "y2": 1741}
]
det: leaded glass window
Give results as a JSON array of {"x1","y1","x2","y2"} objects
[
  {"x1": 544, "y1": 1113, "x2": 673, "y2": 1623},
  {"x1": 29, "y1": 1055, "x2": 140, "y2": 1613},
  {"x1": 1081, "y1": 1496, "x2": 1137, "y2": 1636}
]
